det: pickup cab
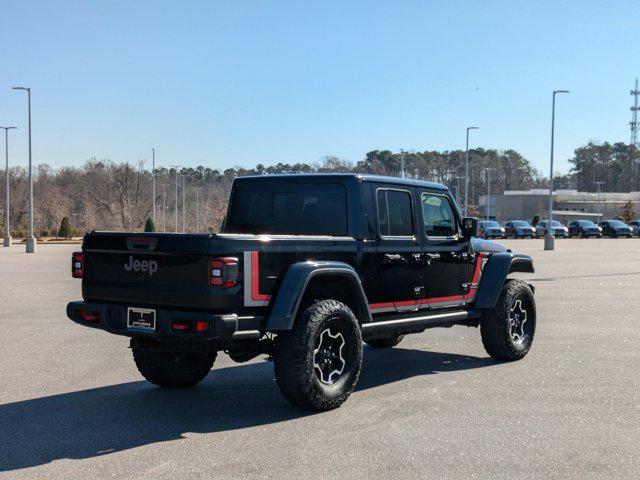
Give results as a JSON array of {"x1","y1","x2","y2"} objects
[{"x1": 67, "y1": 174, "x2": 536, "y2": 410}]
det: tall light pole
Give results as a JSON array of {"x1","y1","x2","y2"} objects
[
  {"x1": 161, "y1": 183, "x2": 168, "y2": 232},
  {"x1": 12, "y1": 87, "x2": 36, "y2": 253},
  {"x1": 182, "y1": 174, "x2": 187, "y2": 233},
  {"x1": 2, "y1": 126, "x2": 17, "y2": 247},
  {"x1": 595, "y1": 181, "x2": 605, "y2": 219},
  {"x1": 465, "y1": 126, "x2": 479, "y2": 216},
  {"x1": 453, "y1": 176, "x2": 463, "y2": 207},
  {"x1": 194, "y1": 187, "x2": 202, "y2": 233},
  {"x1": 545, "y1": 89, "x2": 570, "y2": 251},
  {"x1": 484, "y1": 168, "x2": 496, "y2": 220},
  {"x1": 170, "y1": 166, "x2": 181, "y2": 232},
  {"x1": 151, "y1": 148, "x2": 156, "y2": 224},
  {"x1": 400, "y1": 149, "x2": 406, "y2": 178}
]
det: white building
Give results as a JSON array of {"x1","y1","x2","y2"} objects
[{"x1": 478, "y1": 189, "x2": 640, "y2": 222}]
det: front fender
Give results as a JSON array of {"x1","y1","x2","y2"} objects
[
  {"x1": 265, "y1": 261, "x2": 372, "y2": 331},
  {"x1": 474, "y1": 252, "x2": 534, "y2": 309}
]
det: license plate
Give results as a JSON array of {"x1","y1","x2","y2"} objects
[{"x1": 127, "y1": 307, "x2": 156, "y2": 331}]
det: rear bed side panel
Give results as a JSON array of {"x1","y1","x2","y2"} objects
[{"x1": 207, "y1": 234, "x2": 359, "y2": 316}]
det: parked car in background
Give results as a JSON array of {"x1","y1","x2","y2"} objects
[
  {"x1": 598, "y1": 220, "x2": 634, "y2": 238},
  {"x1": 628, "y1": 220, "x2": 640, "y2": 236},
  {"x1": 478, "y1": 220, "x2": 506, "y2": 239},
  {"x1": 535, "y1": 220, "x2": 569, "y2": 238},
  {"x1": 568, "y1": 220, "x2": 602, "y2": 238},
  {"x1": 504, "y1": 220, "x2": 536, "y2": 239}
]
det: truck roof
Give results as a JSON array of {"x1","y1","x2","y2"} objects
[{"x1": 233, "y1": 173, "x2": 448, "y2": 191}]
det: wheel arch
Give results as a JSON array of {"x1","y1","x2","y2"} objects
[
  {"x1": 474, "y1": 252, "x2": 534, "y2": 309},
  {"x1": 266, "y1": 261, "x2": 372, "y2": 331}
]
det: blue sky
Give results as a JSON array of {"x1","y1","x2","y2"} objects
[{"x1": 1, "y1": 0, "x2": 638, "y2": 175}]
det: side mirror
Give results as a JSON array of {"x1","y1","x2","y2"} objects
[{"x1": 462, "y1": 217, "x2": 478, "y2": 238}]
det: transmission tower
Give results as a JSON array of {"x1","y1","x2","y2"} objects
[
  {"x1": 631, "y1": 78, "x2": 639, "y2": 147},
  {"x1": 632, "y1": 79, "x2": 640, "y2": 190}
]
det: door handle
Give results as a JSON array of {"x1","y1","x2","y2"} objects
[{"x1": 383, "y1": 253, "x2": 406, "y2": 264}]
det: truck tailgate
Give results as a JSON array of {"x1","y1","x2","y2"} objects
[{"x1": 82, "y1": 233, "x2": 210, "y2": 309}]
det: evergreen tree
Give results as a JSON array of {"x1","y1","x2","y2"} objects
[
  {"x1": 144, "y1": 217, "x2": 156, "y2": 232},
  {"x1": 531, "y1": 214, "x2": 541, "y2": 226},
  {"x1": 59, "y1": 216, "x2": 74, "y2": 239}
]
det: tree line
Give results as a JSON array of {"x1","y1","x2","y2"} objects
[{"x1": 0, "y1": 143, "x2": 636, "y2": 237}]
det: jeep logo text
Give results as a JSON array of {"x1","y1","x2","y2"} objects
[{"x1": 124, "y1": 256, "x2": 158, "y2": 276}]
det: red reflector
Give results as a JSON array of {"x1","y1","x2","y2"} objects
[
  {"x1": 72, "y1": 252, "x2": 84, "y2": 279},
  {"x1": 196, "y1": 321, "x2": 208, "y2": 332},
  {"x1": 172, "y1": 322, "x2": 191, "y2": 331},
  {"x1": 78, "y1": 309, "x2": 99, "y2": 321}
]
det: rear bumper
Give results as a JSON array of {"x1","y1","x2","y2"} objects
[{"x1": 66, "y1": 301, "x2": 262, "y2": 340}]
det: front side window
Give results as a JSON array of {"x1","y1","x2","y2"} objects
[
  {"x1": 377, "y1": 189, "x2": 413, "y2": 237},
  {"x1": 421, "y1": 193, "x2": 457, "y2": 237}
]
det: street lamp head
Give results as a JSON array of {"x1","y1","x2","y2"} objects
[
  {"x1": 554, "y1": 90, "x2": 570, "y2": 94},
  {"x1": 467, "y1": 126, "x2": 479, "y2": 131},
  {"x1": 0, "y1": 126, "x2": 18, "y2": 131},
  {"x1": 12, "y1": 86, "x2": 30, "y2": 91}
]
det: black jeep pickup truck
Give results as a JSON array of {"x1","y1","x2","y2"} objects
[{"x1": 67, "y1": 174, "x2": 536, "y2": 410}]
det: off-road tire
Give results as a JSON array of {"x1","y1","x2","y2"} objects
[
  {"x1": 481, "y1": 279, "x2": 536, "y2": 361},
  {"x1": 365, "y1": 334, "x2": 405, "y2": 349},
  {"x1": 273, "y1": 299, "x2": 363, "y2": 410},
  {"x1": 132, "y1": 342, "x2": 217, "y2": 388}
]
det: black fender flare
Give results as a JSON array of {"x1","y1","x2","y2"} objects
[
  {"x1": 474, "y1": 252, "x2": 534, "y2": 309},
  {"x1": 265, "y1": 261, "x2": 372, "y2": 331}
]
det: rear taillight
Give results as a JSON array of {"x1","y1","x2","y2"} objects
[
  {"x1": 209, "y1": 257, "x2": 239, "y2": 288},
  {"x1": 72, "y1": 251, "x2": 84, "y2": 278}
]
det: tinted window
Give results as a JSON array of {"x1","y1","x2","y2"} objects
[
  {"x1": 225, "y1": 182, "x2": 347, "y2": 236},
  {"x1": 551, "y1": 221, "x2": 562, "y2": 226},
  {"x1": 482, "y1": 221, "x2": 499, "y2": 227},
  {"x1": 421, "y1": 193, "x2": 457, "y2": 237},
  {"x1": 512, "y1": 221, "x2": 530, "y2": 227},
  {"x1": 579, "y1": 220, "x2": 596, "y2": 227},
  {"x1": 377, "y1": 189, "x2": 413, "y2": 236},
  {"x1": 609, "y1": 220, "x2": 626, "y2": 227}
]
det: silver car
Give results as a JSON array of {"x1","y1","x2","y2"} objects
[{"x1": 535, "y1": 220, "x2": 569, "y2": 238}]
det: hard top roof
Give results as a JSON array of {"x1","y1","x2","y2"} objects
[{"x1": 233, "y1": 173, "x2": 448, "y2": 191}]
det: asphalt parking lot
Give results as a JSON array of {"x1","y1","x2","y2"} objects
[{"x1": 1, "y1": 239, "x2": 639, "y2": 479}]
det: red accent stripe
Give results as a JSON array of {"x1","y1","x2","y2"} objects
[
  {"x1": 368, "y1": 253, "x2": 485, "y2": 310},
  {"x1": 251, "y1": 251, "x2": 272, "y2": 302}
]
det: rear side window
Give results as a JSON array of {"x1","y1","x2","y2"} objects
[
  {"x1": 376, "y1": 189, "x2": 413, "y2": 237},
  {"x1": 421, "y1": 193, "x2": 457, "y2": 237},
  {"x1": 225, "y1": 183, "x2": 347, "y2": 236}
]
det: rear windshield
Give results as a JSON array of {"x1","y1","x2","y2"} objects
[
  {"x1": 482, "y1": 221, "x2": 500, "y2": 227},
  {"x1": 512, "y1": 221, "x2": 530, "y2": 227},
  {"x1": 225, "y1": 182, "x2": 348, "y2": 236},
  {"x1": 578, "y1": 220, "x2": 597, "y2": 226}
]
